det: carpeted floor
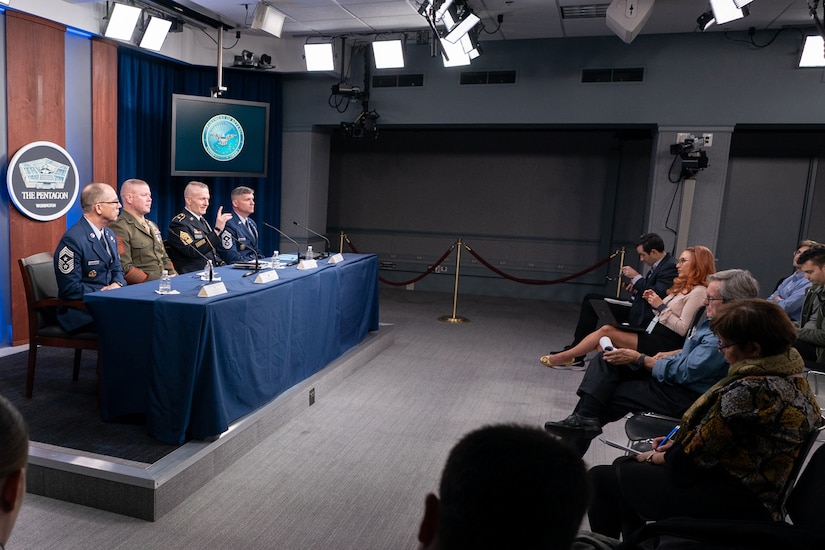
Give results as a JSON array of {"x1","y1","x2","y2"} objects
[
  {"x1": 6, "y1": 288, "x2": 631, "y2": 548},
  {"x1": 0, "y1": 347, "x2": 179, "y2": 464}
]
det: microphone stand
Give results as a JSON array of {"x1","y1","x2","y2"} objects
[
  {"x1": 181, "y1": 235, "x2": 217, "y2": 281},
  {"x1": 223, "y1": 229, "x2": 262, "y2": 277},
  {"x1": 292, "y1": 220, "x2": 331, "y2": 259},
  {"x1": 262, "y1": 222, "x2": 301, "y2": 266}
]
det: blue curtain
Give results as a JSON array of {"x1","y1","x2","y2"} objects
[{"x1": 117, "y1": 48, "x2": 283, "y2": 255}]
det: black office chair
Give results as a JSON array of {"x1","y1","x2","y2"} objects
[
  {"x1": 624, "y1": 411, "x2": 680, "y2": 453},
  {"x1": 18, "y1": 252, "x2": 101, "y2": 404},
  {"x1": 621, "y1": 426, "x2": 825, "y2": 550}
]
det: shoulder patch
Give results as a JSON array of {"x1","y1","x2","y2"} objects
[
  {"x1": 179, "y1": 231, "x2": 193, "y2": 246},
  {"x1": 221, "y1": 231, "x2": 233, "y2": 250},
  {"x1": 172, "y1": 213, "x2": 185, "y2": 222},
  {"x1": 57, "y1": 246, "x2": 74, "y2": 275}
]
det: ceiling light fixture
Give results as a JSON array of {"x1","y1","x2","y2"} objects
[
  {"x1": 251, "y1": 2, "x2": 286, "y2": 38},
  {"x1": 799, "y1": 35, "x2": 825, "y2": 67},
  {"x1": 139, "y1": 16, "x2": 172, "y2": 51},
  {"x1": 709, "y1": 0, "x2": 750, "y2": 26},
  {"x1": 696, "y1": 9, "x2": 715, "y2": 31},
  {"x1": 440, "y1": 37, "x2": 471, "y2": 67},
  {"x1": 445, "y1": 12, "x2": 480, "y2": 43},
  {"x1": 304, "y1": 43, "x2": 335, "y2": 71},
  {"x1": 372, "y1": 39, "x2": 405, "y2": 69},
  {"x1": 104, "y1": 3, "x2": 142, "y2": 41}
]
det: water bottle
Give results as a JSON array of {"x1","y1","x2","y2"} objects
[
  {"x1": 272, "y1": 250, "x2": 280, "y2": 268},
  {"x1": 158, "y1": 269, "x2": 171, "y2": 294},
  {"x1": 306, "y1": 245, "x2": 313, "y2": 260}
]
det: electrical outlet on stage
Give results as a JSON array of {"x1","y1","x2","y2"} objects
[{"x1": 309, "y1": 387, "x2": 315, "y2": 406}]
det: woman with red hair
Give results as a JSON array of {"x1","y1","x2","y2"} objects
[{"x1": 541, "y1": 246, "x2": 716, "y2": 368}]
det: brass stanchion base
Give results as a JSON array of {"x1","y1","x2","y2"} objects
[{"x1": 438, "y1": 315, "x2": 470, "y2": 324}]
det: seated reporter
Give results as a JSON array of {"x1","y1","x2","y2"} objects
[
  {"x1": 541, "y1": 246, "x2": 715, "y2": 368},
  {"x1": 587, "y1": 299, "x2": 824, "y2": 541}
]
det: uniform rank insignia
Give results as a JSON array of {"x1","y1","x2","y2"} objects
[
  {"x1": 180, "y1": 231, "x2": 194, "y2": 246},
  {"x1": 58, "y1": 246, "x2": 74, "y2": 274},
  {"x1": 173, "y1": 213, "x2": 185, "y2": 222},
  {"x1": 221, "y1": 231, "x2": 233, "y2": 250},
  {"x1": 88, "y1": 270, "x2": 97, "y2": 278}
]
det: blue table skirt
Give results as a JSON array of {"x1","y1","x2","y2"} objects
[{"x1": 85, "y1": 254, "x2": 379, "y2": 444}]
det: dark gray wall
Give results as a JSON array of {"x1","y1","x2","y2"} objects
[{"x1": 282, "y1": 29, "x2": 825, "y2": 301}]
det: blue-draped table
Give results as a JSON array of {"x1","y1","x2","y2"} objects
[{"x1": 84, "y1": 253, "x2": 379, "y2": 445}]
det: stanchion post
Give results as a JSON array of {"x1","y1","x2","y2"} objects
[
  {"x1": 339, "y1": 231, "x2": 345, "y2": 254},
  {"x1": 616, "y1": 246, "x2": 626, "y2": 298},
  {"x1": 439, "y1": 237, "x2": 469, "y2": 324}
]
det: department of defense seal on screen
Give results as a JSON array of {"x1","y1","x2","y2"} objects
[{"x1": 202, "y1": 114, "x2": 245, "y2": 161}]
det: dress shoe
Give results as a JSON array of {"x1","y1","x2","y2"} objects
[
  {"x1": 544, "y1": 414, "x2": 603, "y2": 440},
  {"x1": 540, "y1": 355, "x2": 586, "y2": 370}
]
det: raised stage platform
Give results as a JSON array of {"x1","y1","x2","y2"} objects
[{"x1": 9, "y1": 325, "x2": 393, "y2": 521}]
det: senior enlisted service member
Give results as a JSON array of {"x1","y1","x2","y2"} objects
[
  {"x1": 54, "y1": 182, "x2": 126, "y2": 333},
  {"x1": 110, "y1": 178, "x2": 177, "y2": 283},
  {"x1": 166, "y1": 181, "x2": 232, "y2": 274}
]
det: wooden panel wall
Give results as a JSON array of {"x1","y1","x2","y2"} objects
[
  {"x1": 91, "y1": 39, "x2": 118, "y2": 186},
  {"x1": 8, "y1": 12, "x2": 67, "y2": 344}
]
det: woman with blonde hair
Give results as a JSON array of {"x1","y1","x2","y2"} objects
[{"x1": 541, "y1": 245, "x2": 716, "y2": 368}]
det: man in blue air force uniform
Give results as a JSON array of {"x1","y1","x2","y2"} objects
[
  {"x1": 54, "y1": 182, "x2": 126, "y2": 333},
  {"x1": 219, "y1": 186, "x2": 262, "y2": 264}
]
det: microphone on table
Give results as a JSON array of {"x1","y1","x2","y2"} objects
[
  {"x1": 292, "y1": 220, "x2": 331, "y2": 259},
  {"x1": 222, "y1": 229, "x2": 261, "y2": 277},
  {"x1": 262, "y1": 222, "x2": 301, "y2": 266},
  {"x1": 180, "y1": 231, "x2": 215, "y2": 281}
]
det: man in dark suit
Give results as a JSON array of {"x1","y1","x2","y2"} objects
[
  {"x1": 218, "y1": 186, "x2": 262, "y2": 264},
  {"x1": 54, "y1": 182, "x2": 126, "y2": 333},
  {"x1": 166, "y1": 181, "x2": 232, "y2": 274},
  {"x1": 551, "y1": 233, "x2": 678, "y2": 368}
]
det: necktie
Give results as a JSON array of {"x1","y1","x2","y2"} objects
[
  {"x1": 100, "y1": 234, "x2": 111, "y2": 258},
  {"x1": 200, "y1": 217, "x2": 212, "y2": 232}
]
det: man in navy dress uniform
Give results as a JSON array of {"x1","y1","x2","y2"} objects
[
  {"x1": 218, "y1": 186, "x2": 262, "y2": 264},
  {"x1": 54, "y1": 182, "x2": 126, "y2": 333}
]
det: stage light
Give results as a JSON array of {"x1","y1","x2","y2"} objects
[
  {"x1": 696, "y1": 10, "x2": 715, "y2": 31},
  {"x1": 372, "y1": 39, "x2": 405, "y2": 69},
  {"x1": 709, "y1": 0, "x2": 749, "y2": 25},
  {"x1": 105, "y1": 3, "x2": 142, "y2": 41},
  {"x1": 418, "y1": 0, "x2": 454, "y2": 23},
  {"x1": 799, "y1": 35, "x2": 825, "y2": 68},
  {"x1": 139, "y1": 16, "x2": 172, "y2": 51},
  {"x1": 440, "y1": 37, "x2": 471, "y2": 67},
  {"x1": 251, "y1": 2, "x2": 286, "y2": 38},
  {"x1": 445, "y1": 12, "x2": 480, "y2": 43},
  {"x1": 304, "y1": 43, "x2": 334, "y2": 71}
]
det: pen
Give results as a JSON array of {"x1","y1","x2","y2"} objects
[{"x1": 657, "y1": 425, "x2": 680, "y2": 451}]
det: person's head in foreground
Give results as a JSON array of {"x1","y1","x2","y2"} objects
[
  {"x1": 417, "y1": 424, "x2": 589, "y2": 550},
  {"x1": 711, "y1": 298, "x2": 798, "y2": 362},
  {"x1": 0, "y1": 394, "x2": 28, "y2": 550}
]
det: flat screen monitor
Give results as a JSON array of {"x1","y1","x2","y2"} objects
[{"x1": 171, "y1": 94, "x2": 270, "y2": 177}]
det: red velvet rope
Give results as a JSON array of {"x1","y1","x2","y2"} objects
[
  {"x1": 463, "y1": 244, "x2": 618, "y2": 285},
  {"x1": 345, "y1": 236, "x2": 455, "y2": 286},
  {"x1": 344, "y1": 235, "x2": 618, "y2": 287}
]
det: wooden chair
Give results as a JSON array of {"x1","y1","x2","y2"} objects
[{"x1": 18, "y1": 252, "x2": 100, "y2": 403}]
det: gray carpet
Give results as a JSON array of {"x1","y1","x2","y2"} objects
[{"x1": 11, "y1": 288, "x2": 630, "y2": 549}]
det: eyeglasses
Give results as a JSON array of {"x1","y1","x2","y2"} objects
[
  {"x1": 717, "y1": 341, "x2": 736, "y2": 352},
  {"x1": 704, "y1": 295, "x2": 725, "y2": 303},
  {"x1": 676, "y1": 258, "x2": 690, "y2": 264},
  {"x1": 97, "y1": 200, "x2": 121, "y2": 206}
]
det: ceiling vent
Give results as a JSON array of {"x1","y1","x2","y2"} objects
[{"x1": 561, "y1": 4, "x2": 610, "y2": 19}]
